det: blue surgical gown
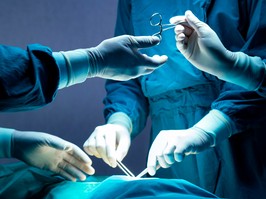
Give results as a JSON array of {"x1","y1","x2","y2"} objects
[
  {"x1": 103, "y1": 0, "x2": 266, "y2": 198},
  {"x1": 0, "y1": 44, "x2": 59, "y2": 112}
]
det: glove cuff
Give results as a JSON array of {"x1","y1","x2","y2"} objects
[
  {"x1": 86, "y1": 47, "x2": 104, "y2": 78},
  {"x1": 53, "y1": 50, "x2": 90, "y2": 88},
  {"x1": 220, "y1": 52, "x2": 266, "y2": 90},
  {"x1": 107, "y1": 112, "x2": 133, "y2": 134},
  {"x1": 0, "y1": 128, "x2": 15, "y2": 158},
  {"x1": 194, "y1": 109, "x2": 236, "y2": 146}
]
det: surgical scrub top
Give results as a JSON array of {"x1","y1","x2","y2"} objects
[
  {"x1": 0, "y1": 44, "x2": 59, "y2": 112},
  {"x1": 103, "y1": 0, "x2": 266, "y2": 198}
]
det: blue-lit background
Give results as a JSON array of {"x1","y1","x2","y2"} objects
[{"x1": 0, "y1": 0, "x2": 151, "y2": 176}]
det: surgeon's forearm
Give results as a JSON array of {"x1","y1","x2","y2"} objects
[
  {"x1": 107, "y1": 112, "x2": 132, "y2": 133},
  {"x1": 53, "y1": 50, "x2": 90, "y2": 89},
  {"x1": 0, "y1": 128, "x2": 14, "y2": 158},
  {"x1": 194, "y1": 109, "x2": 236, "y2": 146},
  {"x1": 107, "y1": 112, "x2": 133, "y2": 134},
  {"x1": 219, "y1": 52, "x2": 266, "y2": 91}
]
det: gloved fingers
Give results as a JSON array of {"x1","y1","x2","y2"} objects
[
  {"x1": 175, "y1": 33, "x2": 189, "y2": 50},
  {"x1": 57, "y1": 168, "x2": 77, "y2": 182},
  {"x1": 157, "y1": 154, "x2": 171, "y2": 169},
  {"x1": 163, "y1": 143, "x2": 176, "y2": 165},
  {"x1": 83, "y1": 126, "x2": 105, "y2": 158},
  {"x1": 83, "y1": 136, "x2": 101, "y2": 158},
  {"x1": 156, "y1": 140, "x2": 172, "y2": 169},
  {"x1": 95, "y1": 132, "x2": 111, "y2": 166},
  {"x1": 147, "y1": 134, "x2": 166, "y2": 175},
  {"x1": 147, "y1": 149, "x2": 158, "y2": 176},
  {"x1": 184, "y1": 10, "x2": 207, "y2": 37},
  {"x1": 174, "y1": 153, "x2": 185, "y2": 162},
  {"x1": 169, "y1": 15, "x2": 186, "y2": 25},
  {"x1": 115, "y1": 133, "x2": 130, "y2": 162},
  {"x1": 58, "y1": 160, "x2": 87, "y2": 181},
  {"x1": 135, "y1": 54, "x2": 167, "y2": 74},
  {"x1": 65, "y1": 143, "x2": 92, "y2": 165},
  {"x1": 104, "y1": 130, "x2": 117, "y2": 168},
  {"x1": 174, "y1": 142, "x2": 191, "y2": 162},
  {"x1": 63, "y1": 152, "x2": 95, "y2": 175},
  {"x1": 130, "y1": 35, "x2": 160, "y2": 48},
  {"x1": 174, "y1": 25, "x2": 191, "y2": 50},
  {"x1": 175, "y1": 31, "x2": 187, "y2": 42},
  {"x1": 141, "y1": 54, "x2": 168, "y2": 68},
  {"x1": 142, "y1": 68, "x2": 155, "y2": 75},
  {"x1": 174, "y1": 24, "x2": 193, "y2": 37}
]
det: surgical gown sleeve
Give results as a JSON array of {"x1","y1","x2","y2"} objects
[
  {"x1": 104, "y1": 0, "x2": 149, "y2": 137},
  {"x1": 256, "y1": 59, "x2": 266, "y2": 98},
  {"x1": 0, "y1": 44, "x2": 59, "y2": 111},
  {"x1": 210, "y1": 1, "x2": 266, "y2": 132},
  {"x1": 104, "y1": 79, "x2": 149, "y2": 137}
]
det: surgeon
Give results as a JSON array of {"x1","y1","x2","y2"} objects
[
  {"x1": 0, "y1": 35, "x2": 167, "y2": 182},
  {"x1": 171, "y1": 10, "x2": 266, "y2": 97},
  {"x1": 84, "y1": 0, "x2": 266, "y2": 198},
  {"x1": 0, "y1": 35, "x2": 167, "y2": 111}
]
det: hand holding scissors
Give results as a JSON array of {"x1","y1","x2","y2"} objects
[{"x1": 150, "y1": 13, "x2": 188, "y2": 41}]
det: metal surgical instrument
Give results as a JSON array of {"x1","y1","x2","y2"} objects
[
  {"x1": 136, "y1": 164, "x2": 161, "y2": 178},
  {"x1": 150, "y1": 12, "x2": 187, "y2": 40},
  {"x1": 116, "y1": 160, "x2": 135, "y2": 177},
  {"x1": 116, "y1": 159, "x2": 160, "y2": 178}
]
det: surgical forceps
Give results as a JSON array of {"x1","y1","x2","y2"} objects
[
  {"x1": 116, "y1": 159, "x2": 161, "y2": 178},
  {"x1": 136, "y1": 164, "x2": 161, "y2": 178},
  {"x1": 116, "y1": 160, "x2": 135, "y2": 177},
  {"x1": 150, "y1": 13, "x2": 187, "y2": 41}
]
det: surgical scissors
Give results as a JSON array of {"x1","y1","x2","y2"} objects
[{"x1": 150, "y1": 13, "x2": 187, "y2": 41}]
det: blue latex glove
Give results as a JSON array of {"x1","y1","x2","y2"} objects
[
  {"x1": 147, "y1": 110, "x2": 235, "y2": 176},
  {"x1": 170, "y1": 10, "x2": 266, "y2": 90},
  {"x1": 9, "y1": 130, "x2": 94, "y2": 181},
  {"x1": 56, "y1": 35, "x2": 168, "y2": 88}
]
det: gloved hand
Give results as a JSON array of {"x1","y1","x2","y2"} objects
[
  {"x1": 56, "y1": 35, "x2": 168, "y2": 88},
  {"x1": 83, "y1": 124, "x2": 131, "y2": 168},
  {"x1": 147, "y1": 127, "x2": 213, "y2": 176},
  {"x1": 147, "y1": 109, "x2": 235, "y2": 176},
  {"x1": 11, "y1": 130, "x2": 95, "y2": 181},
  {"x1": 170, "y1": 10, "x2": 266, "y2": 90},
  {"x1": 87, "y1": 35, "x2": 168, "y2": 80}
]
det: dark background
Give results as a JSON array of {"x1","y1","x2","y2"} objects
[{"x1": 0, "y1": 0, "x2": 151, "y2": 176}]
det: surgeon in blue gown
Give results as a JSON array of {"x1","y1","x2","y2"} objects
[
  {"x1": 171, "y1": 10, "x2": 266, "y2": 98},
  {"x1": 84, "y1": 1, "x2": 266, "y2": 198},
  {"x1": 0, "y1": 35, "x2": 218, "y2": 199},
  {"x1": 0, "y1": 35, "x2": 168, "y2": 198}
]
